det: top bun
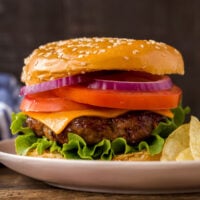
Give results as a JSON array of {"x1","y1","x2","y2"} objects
[{"x1": 21, "y1": 37, "x2": 184, "y2": 85}]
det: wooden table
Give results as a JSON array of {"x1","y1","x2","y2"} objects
[{"x1": 1, "y1": 164, "x2": 200, "y2": 200}]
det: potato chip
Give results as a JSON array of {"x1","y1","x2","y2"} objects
[
  {"x1": 176, "y1": 148, "x2": 194, "y2": 161},
  {"x1": 161, "y1": 124, "x2": 189, "y2": 161},
  {"x1": 189, "y1": 116, "x2": 200, "y2": 160}
]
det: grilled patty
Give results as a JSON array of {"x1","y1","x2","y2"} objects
[{"x1": 26, "y1": 111, "x2": 166, "y2": 145}]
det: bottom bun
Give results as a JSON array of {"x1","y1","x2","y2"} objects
[
  {"x1": 26, "y1": 149, "x2": 160, "y2": 161},
  {"x1": 27, "y1": 149, "x2": 63, "y2": 159},
  {"x1": 113, "y1": 151, "x2": 161, "y2": 161}
]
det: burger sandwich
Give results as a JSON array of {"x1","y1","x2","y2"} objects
[{"x1": 10, "y1": 37, "x2": 190, "y2": 161}]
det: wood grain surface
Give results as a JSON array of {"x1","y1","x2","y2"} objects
[{"x1": 1, "y1": 166, "x2": 200, "y2": 200}]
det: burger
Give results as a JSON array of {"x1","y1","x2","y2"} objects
[{"x1": 10, "y1": 37, "x2": 190, "y2": 161}]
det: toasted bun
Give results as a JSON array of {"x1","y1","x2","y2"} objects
[
  {"x1": 21, "y1": 37, "x2": 184, "y2": 85},
  {"x1": 27, "y1": 149, "x2": 63, "y2": 159},
  {"x1": 26, "y1": 149, "x2": 160, "y2": 161},
  {"x1": 113, "y1": 151, "x2": 161, "y2": 161},
  {"x1": 27, "y1": 149, "x2": 161, "y2": 161}
]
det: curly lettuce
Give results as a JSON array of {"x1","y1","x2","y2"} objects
[{"x1": 10, "y1": 105, "x2": 190, "y2": 160}]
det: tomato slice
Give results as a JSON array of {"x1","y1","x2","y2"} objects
[
  {"x1": 53, "y1": 85, "x2": 182, "y2": 110},
  {"x1": 20, "y1": 91, "x2": 94, "y2": 112}
]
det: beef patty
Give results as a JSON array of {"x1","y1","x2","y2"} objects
[{"x1": 26, "y1": 111, "x2": 166, "y2": 145}]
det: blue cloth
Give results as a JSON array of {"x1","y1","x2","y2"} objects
[{"x1": 0, "y1": 73, "x2": 21, "y2": 139}]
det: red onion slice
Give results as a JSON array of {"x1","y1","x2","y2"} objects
[
  {"x1": 20, "y1": 71, "x2": 173, "y2": 95},
  {"x1": 87, "y1": 74, "x2": 173, "y2": 92},
  {"x1": 20, "y1": 74, "x2": 91, "y2": 96}
]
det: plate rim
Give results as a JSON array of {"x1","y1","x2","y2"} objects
[{"x1": 2, "y1": 138, "x2": 200, "y2": 194}]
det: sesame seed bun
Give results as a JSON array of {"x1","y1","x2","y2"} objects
[{"x1": 21, "y1": 37, "x2": 184, "y2": 85}]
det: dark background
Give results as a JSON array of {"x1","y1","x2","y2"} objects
[{"x1": 0, "y1": 0, "x2": 199, "y2": 117}]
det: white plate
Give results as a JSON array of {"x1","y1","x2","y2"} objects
[{"x1": 1, "y1": 139, "x2": 200, "y2": 194}]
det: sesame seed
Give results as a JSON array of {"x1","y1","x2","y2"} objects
[
  {"x1": 78, "y1": 55, "x2": 84, "y2": 58},
  {"x1": 34, "y1": 60, "x2": 39, "y2": 66},
  {"x1": 38, "y1": 52, "x2": 44, "y2": 56},
  {"x1": 72, "y1": 48, "x2": 77, "y2": 52},
  {"x1": 57, "y1": 41, "x2": 67, "y2": 46},
  {"x1": 174, "y1": 49, "x2": 179, "y2": 54},
  {"x1": 43, "y1": 52, "x2": 52, "y2": 58},
  {"x1": 124, "y1": 56, "x2": 129, "y2": 60},
  {"x1": 113, "y1": 43, "x2": 119, "y2": 47},
  {"x1": 67, "y1": 45, "x2": 73, "y2": 48},
  {"x1": 132, "y1": 50, "x2": 139, "y2": 54},
  {"x1": 98, "y1": 49, "x2": 106, "y2": 53},
  {"x1": 158, "y1": 42, "x2": 166, "y2": 46},
  {"x1": 95, "y1": 38, "x2": 105, "y2": 42},
  {"x1": 155, "y1": 46, "x2": 160, "y2": 49},
  {"x1": 109, "y1": 39, "x2": 115, "y2": 43},
  {"x1": 24, "y1": 58, "x2": 29, "y2": 64},
  {"x1": 149, "y1": 40, "x2": 156, "y2": 44},
  {"x1": 140, "y1": 44, "x2": 144, "y2": 48},
  {"x1": 57, "y1": 53, "x2": 63, "y2": 58}
]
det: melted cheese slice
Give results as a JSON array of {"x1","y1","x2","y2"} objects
[
  {"x1": 24, "y1": 109, "x2": 173, "y2": 135},
  {"x1": 24, "y1": 109, "x2": 128, "y2": 134},
  {"x1": 152, "y1": 110, "x2": 173, "y2": 118}
]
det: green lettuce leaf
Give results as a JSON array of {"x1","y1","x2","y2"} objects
[
  {"x1": 10, "y1": 105, "x2": 190, "y2": 160},
  {"x1": 62, "y1": 133, "x2": 113, "y2": 160},
  {"x1": 111, "y1": 137, "x2": 136, "y2": 154},
  {"x1": 138, "y1": 134, "x2": 165, "y2": 155},
  {"x1": 10, "y1": 112, "x2": 34, "y2": 135},
  {"x1": 15, "y1": 133, "x2": 37, "y2": 155}
]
